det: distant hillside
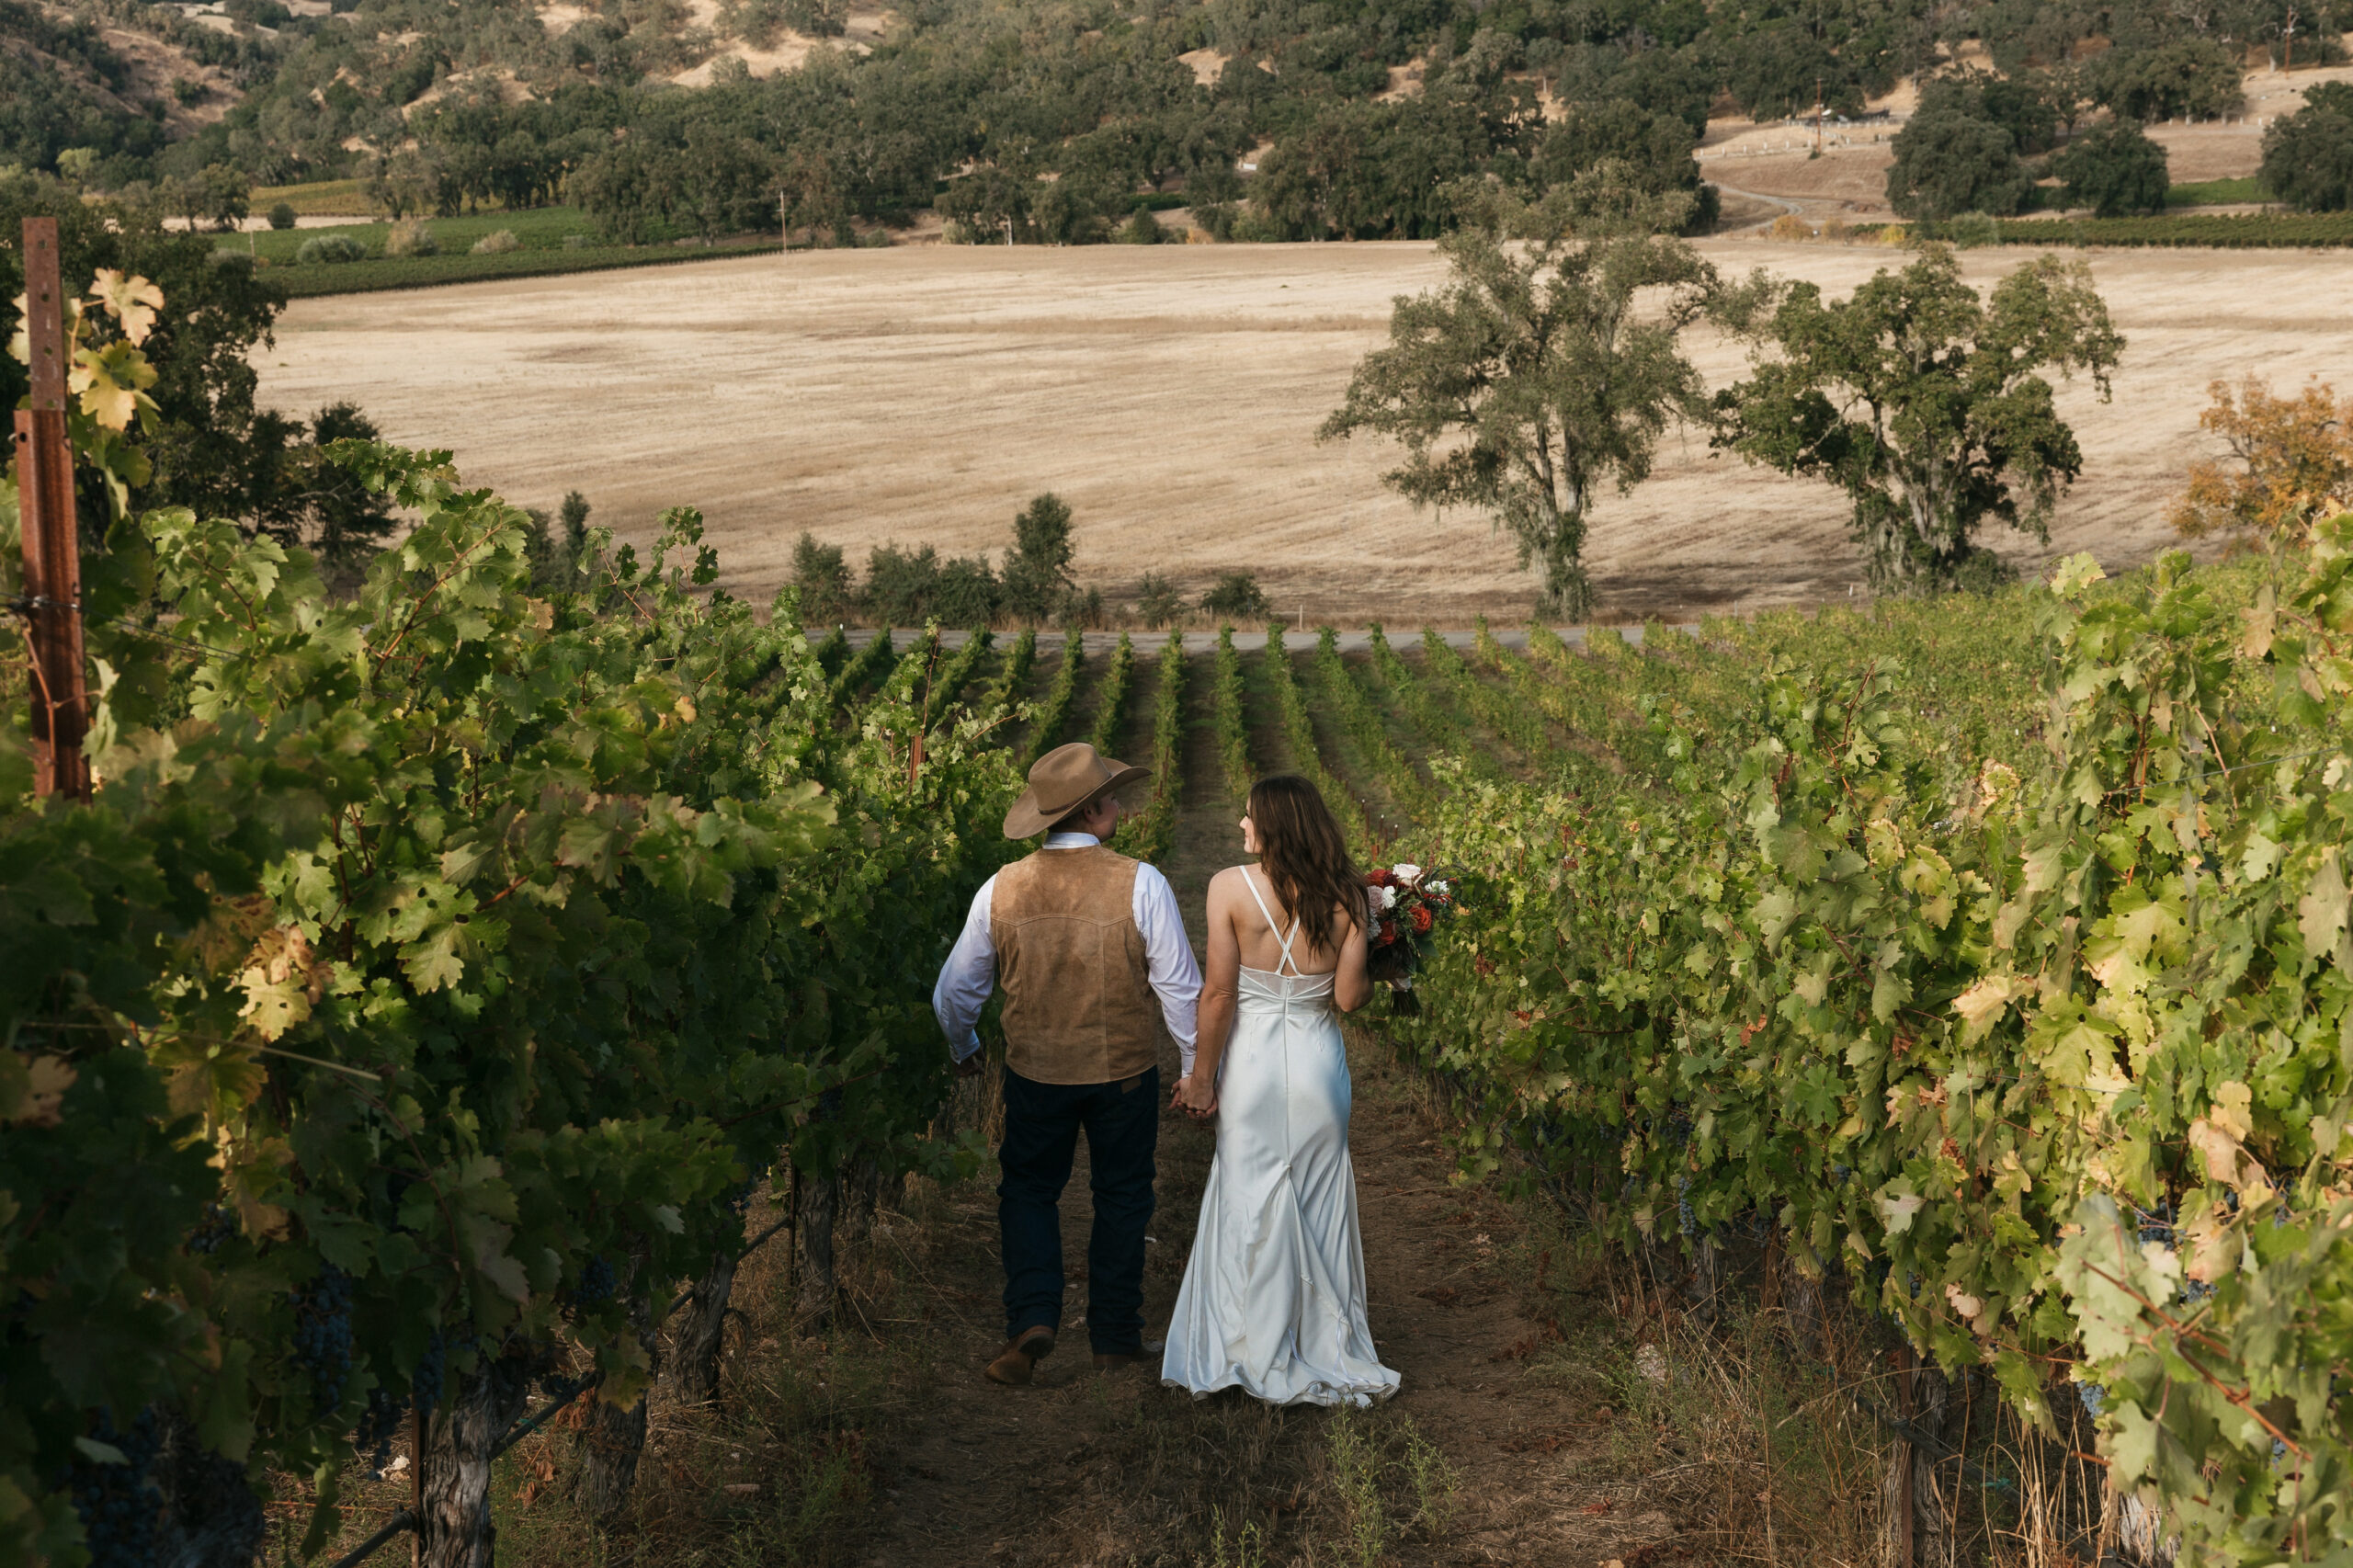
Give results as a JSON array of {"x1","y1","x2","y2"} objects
[{"x1": 6, "y1": 0, "x2": 2351, "y2": 242}]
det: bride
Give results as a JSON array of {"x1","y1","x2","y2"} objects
[{"x1": 1161, "y1": 775, "x2": 1401, "y2": 1407}]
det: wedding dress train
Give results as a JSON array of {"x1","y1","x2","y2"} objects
[{"x1": 1161, "y1": 871, "x2": 1399, "y2": 1407}]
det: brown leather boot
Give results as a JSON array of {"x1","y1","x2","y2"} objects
[
  {"x1": 1092, "y1": 1337, "x2": 1165, "y2": 1371},
  {"x1": 985, "y1": 1325, "x2": 1056, "y2": 1386}
]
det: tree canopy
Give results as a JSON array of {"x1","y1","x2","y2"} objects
[
  {"x1": 1713, "y1": 246, "x2": 2125, "y2": 595},
  {"x1": 1320, "y1": 178, "x2": 1714, "y2": 619},
  {"x1": 2170, "y1": 375, "x2": 2353, "y2": 552},
  {"x1": 1886, "y1": 106, "x2": 2032, "y2": 222},
  {"x1": 2052, "y1": 118, "x2": 2170, "y2": 216},
  {"x1": 2261, "y1": 82, "x2": 2353, "y2": 212}
]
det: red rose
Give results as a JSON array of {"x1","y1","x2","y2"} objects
[
  {"x1": 1411, "y1": 904, "x2": 1433, "y2": 934},
  {"x1": 1380, "y1": 919, "x2": 1399, "y2": 946},
  {"x1": 1367, "y1": 868, "x2": 1394, "y2": 887}
]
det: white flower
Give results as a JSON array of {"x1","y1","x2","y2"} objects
[
  {"x1": 1378, "y1": 885, "x2": 1398, "y2": 911},
  {"x1": 1427, "y1": 879, "x2": 1450, "y2": 895},
  {"x1": 1392, "y1": 863, "x2": 1424, "y2": 886}
]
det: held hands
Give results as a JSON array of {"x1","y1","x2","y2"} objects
[{"x1": 1172, "y1": 1073, "x2": 1219, "y2": 1119}]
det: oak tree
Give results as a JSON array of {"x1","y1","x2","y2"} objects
[
  {"x1": 1714, "y1": 245, "x2": 2124, "y2": 594},
  {"x1": 1320, "y1": 176, "x2": 1713, "y2": 619}
]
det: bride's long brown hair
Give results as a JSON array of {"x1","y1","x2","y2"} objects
[{"x1": 1246, "y1": 775, "x2": 1361, "y2": 956}]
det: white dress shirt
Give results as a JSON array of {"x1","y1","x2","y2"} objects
[{"x1": 933, "y1": 832, "x2": 1205, "y2": 1077}]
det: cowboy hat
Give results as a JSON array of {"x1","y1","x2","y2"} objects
[{"x1": 1004, "y1": 741, "x2": 1151, "y2": 840}]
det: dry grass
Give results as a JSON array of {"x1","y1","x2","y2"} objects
[{"x1": 257, "y1": 242, "x2": 2353, "y2": 625}]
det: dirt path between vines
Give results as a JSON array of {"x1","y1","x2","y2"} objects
[{"x1": 853, "y1": 665, "x2": 1672, "y2": 1568}]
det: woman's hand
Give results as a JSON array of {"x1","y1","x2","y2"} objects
[{"x1": 1172, "y1": 1074, "x2": 1219, "y2": 1119}]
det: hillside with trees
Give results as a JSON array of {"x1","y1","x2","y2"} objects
[{"x1": 8, "y1": 0, "x2": 2353, "y2": 246}]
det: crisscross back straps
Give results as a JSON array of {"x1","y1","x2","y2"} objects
[{"x1": 1241, "y1": 867, "x2": 1304, "y2": 977}]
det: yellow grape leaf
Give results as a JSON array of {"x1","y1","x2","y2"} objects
[
  {"x1": 2241, "y1": 584, "x2": 2277, "y2": 660},
  {"x1": 3, "y1": 1055, "x2": 77, "y2": 1125},
  {"x1": 2208, "y1": 1079, "x2": 2254, "y2": 1141},
  {"x1": 70, "y1": 341, "x2": 159, "y2": 431},
  {"x1": 85, "y1": 269, "x2": 164, "y2": 347},
  {"x1": 2180, "y1": 1200, "x2": 2238, "y2": 1282},
  {"x1": 8, "y1": 290, "x2": 85, "y2": 367},
  {"x1": 1952, "y1": 973, "x2": 2029, "y2": 1043},
  {"x1": 2300, "y1": 849, "x2": 2350, "y2": 955},
  {"x1": 2049, "y1": 552, "x2": 2107, "y2": 598},
  {"x1": 2186, "y1": 1114, "x2": 2269, "y2": 1196},
  {"x1": 237, "y1": 926, "x2": 322, "y2": 1042}
]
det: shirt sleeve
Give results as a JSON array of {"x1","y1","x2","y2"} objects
[
  {"x1": 1131, "y1": 864, "x2": 1203, "y2": 1077},
  {"x1": 932, "y1": 878, "x2": 997, "y2": 1062}
]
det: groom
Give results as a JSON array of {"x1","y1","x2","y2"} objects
[{"x1": 933, "y1": 741, "x2": 1203, "y2": 1385}]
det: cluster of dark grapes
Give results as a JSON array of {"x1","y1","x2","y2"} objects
[
  {"x1": 412, "y1": 1328, "x2": 452, "y2": 1414},
  {"x1": 1675, "y1": 1176, "x2": 1696, "y2": 1237},
  {"x1": 66, "y1": 1409, "x2": 163, "y2": 1568},
  {"x1": 290, "y1": 1264, "x2": 355, "y2": 1420},
  {"x1": 724, "y1": 1165, "x2": 771, "y2": 1216},
  {"x1": 188, "y1": 1449, "x2": 267, "y2": 1563},
  {"x1": 568, "y1": 1255, "x2": 618, "y2": 1309},
  {"x1": 184, "y1": 1204, "x2": 236, "y2": 1256},
  {"x1": 354, "y1": 1385, "x2": 407, "y2": 1474}
]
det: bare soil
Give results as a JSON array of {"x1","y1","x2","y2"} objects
[{"x1": 258, "y1": 230, "x2": 2353, "y2": 623}]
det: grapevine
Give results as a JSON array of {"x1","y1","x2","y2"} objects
[
  {"x1": 925, "y1": 628, "x2": 995, "y2": 727},
  {"x1": 1209, "y1": 626, "x2": 1252, "y2": 801},
  {"x1": 829, "y1": 626, "x2": 895, "y2": 707},
  {"x1": 1087, "y1": 631, "x2": 1137, "y2": 755},
  {"x1": 1022, "y1": 628, "x2": 1087, "y2": 765},
  {"x1": 1309, "y1": 626, "x2": 1428, "y2": 824},
  {"x1": 981, "y1": 625, "x2": 1039, "y2": 718},
  {"x1": 3, "y1": 274, "x2": 1026, "y2": 1565},
  {"x1": 1392, "y1": 540, "x2": 2353, "y2": 1559},
  {"x1": 1115, "y1": 631, "x2": 1186, "y2": 864},
  {"x1": 1259, "y1": 623, "x2": 1374, "y2": 850}
]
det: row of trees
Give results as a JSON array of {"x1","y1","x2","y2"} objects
[
  {"x1": 1890, "y1": 59, "x2": 2353, "y2": 223},
  {"x1": 787, "y1": 507, "x2": 1276, "y2": 631},
  {"x1": 1324, "y1": 173, "x2": 2126, "y2": 615},
  {"x1": 790, "y1": 494, "x2": 1096, "y2": 628}
]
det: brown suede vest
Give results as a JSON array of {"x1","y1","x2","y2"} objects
[{"x1": 990, "y1": 845, "x2": 1165, "y2": 1085}]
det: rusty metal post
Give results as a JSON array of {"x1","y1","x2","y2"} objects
[{"x1": 14, "y1": 217, "x2": 90, "y2": 801}]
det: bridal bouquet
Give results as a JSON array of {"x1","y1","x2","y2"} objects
[{"x1": 1363, "y1": 863, "x2": 1456, "y2": 1014}]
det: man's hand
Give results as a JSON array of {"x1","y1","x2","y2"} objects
[
  {"x1": 955, "y1": 1051, "x2": 983, "y2": 1080},
  {"x1": 1171, "y1": 1073, "x2": 1218, "y2": 1119}
]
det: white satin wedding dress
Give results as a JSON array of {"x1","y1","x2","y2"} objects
[{"x1": 1161, "y1": 870, "x2": 1400, "y2": 1407}]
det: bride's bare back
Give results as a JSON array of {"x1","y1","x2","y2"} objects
[{"x1": 1206, "y1": 865, "x2": 1372, "y2": 1002}]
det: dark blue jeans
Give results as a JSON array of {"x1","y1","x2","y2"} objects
[{"x1": 998, "y1": 1063, "x2": 1159, "y2": 1355}]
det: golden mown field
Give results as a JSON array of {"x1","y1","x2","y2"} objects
[{"x1": 258, "y1": 238, "x2": 2353, "y2": 620}]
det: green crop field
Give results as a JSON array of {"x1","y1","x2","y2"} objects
[{"x1": 216, "y1": 205, "x2": 779, "y2": 297}]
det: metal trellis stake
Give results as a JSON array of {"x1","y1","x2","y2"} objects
[{"x1": 13, "y1": 217, "x2": 91, "y2": 801}]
